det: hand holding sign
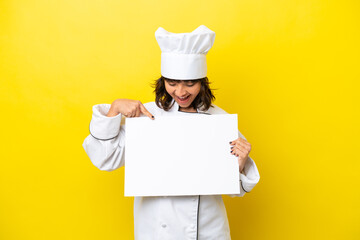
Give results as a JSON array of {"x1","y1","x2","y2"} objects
[{"x1": 230, "y1": 137, "x2": 251, "y2": 173}]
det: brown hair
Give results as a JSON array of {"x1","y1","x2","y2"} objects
[{"x1": 153, "y1": 75, "x2": 216, "y2": 111}]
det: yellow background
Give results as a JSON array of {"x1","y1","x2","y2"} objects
[{"x1": 1, "y1": 0, "x2": 359, "y2": 239}]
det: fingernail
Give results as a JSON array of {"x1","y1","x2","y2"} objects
[
  {"x1": 152, "y1": 116, "x2": 155, "y2": 119},
  {"x1": 231, "y1": 150, "x2": 233, "y2": 153},
  {"x1": 231, "y1": 147, "x2": 234, "y2": 149},
  {"x1": 229, "y1": 141, "x2": 232, "y2": 144}
]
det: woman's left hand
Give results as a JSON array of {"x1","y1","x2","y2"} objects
[{"x1": 230, "y1": 137, "x2": 251, "y2": 173}]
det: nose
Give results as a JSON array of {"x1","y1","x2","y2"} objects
[{"x1": 175, "y1": 84, "x2": 187, "y2": 96}]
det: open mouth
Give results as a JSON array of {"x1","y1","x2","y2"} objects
[{"x1": 176, "y1": 95, "x2": 190, "y2": 104}]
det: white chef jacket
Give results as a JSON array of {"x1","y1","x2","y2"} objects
[{"x1": 82, "y1": 101, "x2": 260, "y2": 240}]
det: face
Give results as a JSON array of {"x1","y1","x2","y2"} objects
[{"x1": 164, "y1": 79, "x2": 201, "y2": 109}]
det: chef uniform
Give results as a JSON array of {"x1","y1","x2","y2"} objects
[{"x1": 82, "y1": 25, "x2": 260, "y2": 240}]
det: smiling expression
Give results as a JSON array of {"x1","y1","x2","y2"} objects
[{"x1": 164, "y1": 79, "x2": 201, "y2": 110}]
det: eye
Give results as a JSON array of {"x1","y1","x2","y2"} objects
[
  {"x1": 166, "y1": 80, "x2": 177, "y2": 86},
  {"x1": 186, "y1": 80, "x2": 198, "y2": 87}
]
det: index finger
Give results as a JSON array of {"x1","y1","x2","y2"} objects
[{"x1": 140, "y1": 104, "x2": 155, "y2": 120}]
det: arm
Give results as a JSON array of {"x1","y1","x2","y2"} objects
[
  {"x1": 82, "y1": 104, "x2": 126, "y2": 171},
  {"x1": 82, "y1": 99, "x2": 154, "y2": 171}
]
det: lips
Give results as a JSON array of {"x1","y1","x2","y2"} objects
[{"x1": 176, "y1": 95, "x2": 190, "y2": 104}]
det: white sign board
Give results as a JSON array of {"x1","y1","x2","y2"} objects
[{"x1": 124, "y1": 114, "x2": 240, "y2": 196}]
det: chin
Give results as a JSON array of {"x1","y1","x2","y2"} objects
[{"x1": 177, "y1": 102, "x2": 191, "y2": 108}]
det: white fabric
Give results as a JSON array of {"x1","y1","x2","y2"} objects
[
  {"x1": 82, "y1": 101, "x2": 260, "y2": 240},
  {"x1": 155, "y1": 25, "x2": 215, "y2": 80}
]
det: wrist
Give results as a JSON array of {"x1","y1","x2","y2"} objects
[
  {"x1": 107, "y1": 99, "x2": 124, "y2": 117},
  {"x1": 106, "y1": 105, "x2": 120, "y2": 117}
]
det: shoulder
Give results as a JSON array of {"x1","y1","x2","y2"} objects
[{"x1": 206, "y1": 104, "x2": 229, "y2": 115}]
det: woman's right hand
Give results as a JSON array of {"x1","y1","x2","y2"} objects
[{"x1": 107, "y1": 99, "x2": 154, "y2": 120}]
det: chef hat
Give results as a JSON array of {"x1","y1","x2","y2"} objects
[{"x1": 155, "y1": 25, "x2": 215, "y2": 80}]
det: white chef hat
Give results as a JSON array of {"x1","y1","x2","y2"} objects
[{"x1": 155, "y1": 25, "x2": 215, "y2": 80}]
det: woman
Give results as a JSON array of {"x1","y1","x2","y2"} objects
[{"x1": 83, "y1": 25, "x2": 260, "y2": 240}]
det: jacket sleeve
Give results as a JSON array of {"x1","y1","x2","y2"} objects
[
  {"x1": 228, "y1": 131, "x2": 260, "y2": 197},
  {"x1": 82, "y1": 104, "x2": 126, "y2": 171}
]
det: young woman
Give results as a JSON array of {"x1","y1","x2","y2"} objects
[{"x1": 83, "y1": 25, "x2": 260, "y2": 240}]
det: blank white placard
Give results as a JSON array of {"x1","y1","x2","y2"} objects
[{"x1": 124, "y1": 114, "x2": 240, "y2": 196}]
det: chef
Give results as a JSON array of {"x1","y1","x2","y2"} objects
[{"x1": 82, "y1": 25, "x2": 260, "y2": 240}]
